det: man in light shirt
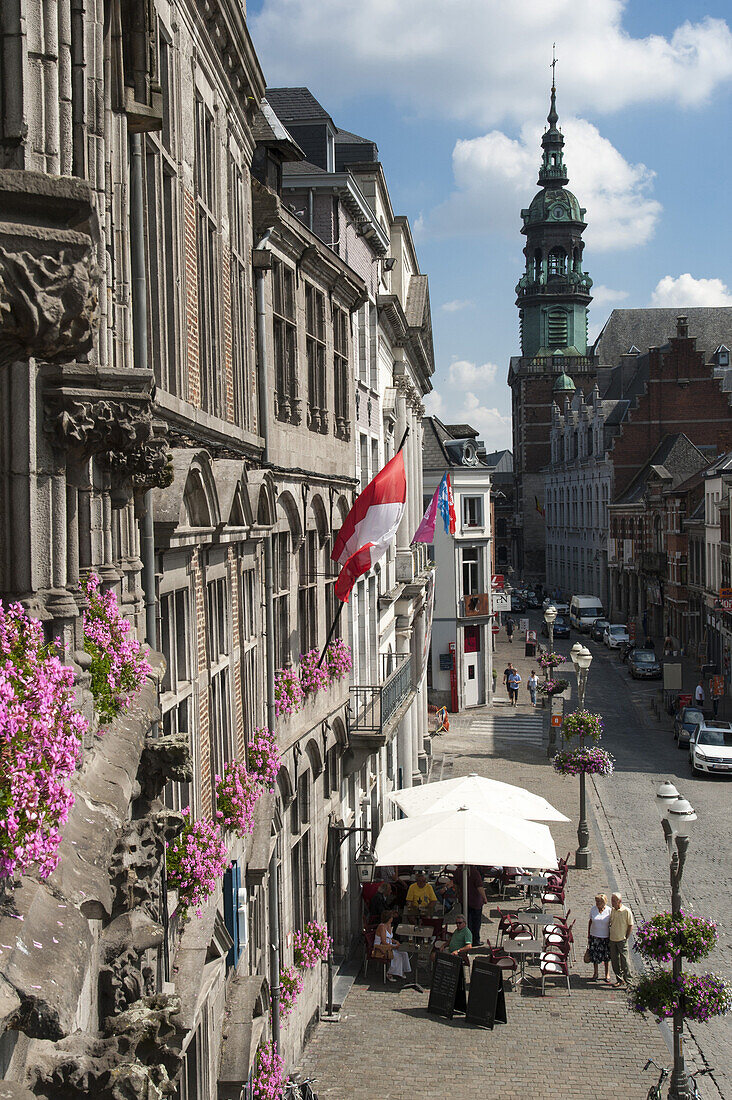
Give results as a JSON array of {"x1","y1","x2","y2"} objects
[{"x1": 609, "y1": 892, "x2": 634, "y2": 986}]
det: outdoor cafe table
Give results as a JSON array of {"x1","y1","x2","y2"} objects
[
  {"x1": 515, "y1": 873, "x2": 551, "y2": 909},
  {"x1": 504, "y1": 937, "x2": 543, "y2": 986},
  {"x1": 396, "y1": 924, "x2": 434, "y2": 992}
]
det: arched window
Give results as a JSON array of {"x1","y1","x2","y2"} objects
[
  {"x1": 548, "y1": 247, "x2": 567, "y2": 277},
  {"x1": 534, "y1": 249, "x2": 542, "y2": 281}
]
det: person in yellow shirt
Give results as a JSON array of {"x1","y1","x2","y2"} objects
[
  {"x1": 405, "y1": 872, "x2": 437, "y2": 918},
  {"x1": 609, "y1": 892, "x2": 634, "y2": 986}
]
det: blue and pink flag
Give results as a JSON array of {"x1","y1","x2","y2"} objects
[{"x1": 438, "y1": 472, "x2": 456, "y2": 535}]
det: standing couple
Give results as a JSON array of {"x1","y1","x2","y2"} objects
[
  {"x1": 503, "y1": 662, "x2": 539, "y2": 707},
  {"x1": 586, "y1": 892, "x2": 634, "y2": 986}
]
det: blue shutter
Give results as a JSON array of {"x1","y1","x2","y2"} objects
[{"x1": 223, "y1": 860, "x2": 241, "y2": 969}]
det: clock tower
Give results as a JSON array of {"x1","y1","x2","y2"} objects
[{"x1": 508, "y1": 80, "x2": 596, "y2": 580}]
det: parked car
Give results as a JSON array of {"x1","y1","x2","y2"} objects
[
  {"x1": 590, "y1": 618, "x2": 610, "y2": 643},
  {"x1": 511, "y1": 594, "x2": 526, "y2": 612},
  {"x1": 542, "y1": 614, "x2": 569, "y2": 639},
  {"x1": 689, "y1": 720, "x2": 732, "y2": 776},
  {"x1": 627, "y1": 649, "x2": 662, "y2": 679},
  {"x1": 569, "y1": 595, "x2": 606, "y2": 632},
  {"x1": 526, "y1": 592, "x2": 541, "y2": 609},
  {"x1": 604, "y1": 624, "x2": 630, "y2": 649},
  {"x1": 673, "y1": 706, "x2": 705, "y2": 748}
]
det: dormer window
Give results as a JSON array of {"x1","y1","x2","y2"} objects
[{"x1": 326, "y1": 130, "x2": 335, "y2": 172}]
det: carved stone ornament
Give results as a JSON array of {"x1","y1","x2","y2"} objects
[
  {"x1": 0, "y1": 171, "x2": 101, "y2": 369},
  {"x1": 137, "y1": 733, "x2": 193, "y2": 805}
]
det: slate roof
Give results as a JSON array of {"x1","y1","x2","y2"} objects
[
  {"x1": 614, "y1": 434, "x2": 708, "y2": 505},
  {"x1": 703, "y1": 451, "x2": 732, "y2": 477},
  {"x1": 335, "y1": 127, "x2": 373, "y2": 145},
  {"x1": 444, "y1": 424, "x2": 479, "y2": 439},
  {"x1": 252, "y1": 99, "x2": 304, "y2": 160},
  {"x1": 593, "y1": 308, "x2": 732, "y2": 370},
  {"x1": 282, "y1": 159, "x2": 327, "y2": 177},
  {"x1": 423, "y1": 417, "x2": 490, "y2": 470},
  {"x1": 265, "y1": 88, "x2": 333, "y2": 123}
]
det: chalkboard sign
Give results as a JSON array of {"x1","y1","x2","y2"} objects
[
  {"x1": 466, "y1": 958, "x2": 507, "y2": 1029},
  {"x1": 427, "y1": 952, "x2": 466, "y2": 1018},
  {"x1": 439, "y1": 653, "x2": 454, "y2": 671}
]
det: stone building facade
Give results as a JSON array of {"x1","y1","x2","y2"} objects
[{"x1": 0, "y1": 7, "x2": 433, "y2": 1100}]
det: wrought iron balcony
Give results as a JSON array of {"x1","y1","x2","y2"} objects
[{"x1": 348, "y1": 652, "x2": 413, "y2": 745}]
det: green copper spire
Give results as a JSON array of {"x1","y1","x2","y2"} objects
[
  {"x1": 553, "y1": 370, "x2": 576, "y2": 395},
  {"x1": 539, "y1": 80, "x2": 568, "y2": 188}
]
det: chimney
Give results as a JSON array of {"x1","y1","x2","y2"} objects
[{"x1": 676, "y1": 315, "x2": 689, "y2": 338}]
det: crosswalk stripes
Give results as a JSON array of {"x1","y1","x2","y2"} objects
[{"x1": 468, "y1": 713, "x2": 545, "y2": 748}]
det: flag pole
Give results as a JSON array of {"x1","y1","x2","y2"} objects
[{"x1": 397, "y1": 425, "x2": 410, "y2": 452}]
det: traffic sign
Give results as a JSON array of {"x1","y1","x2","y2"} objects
[
  {"x1": 492, "y1": 623, "x2": 500, "y2": 634},
  {"x1": 720, "y1": 587, "x2": 732, "y2": 600},
  {"x1": 721, "y1": 598, "x2": 732, "y2": 611},
  {"x1": 551, "y1": 714, "x2": 563, "y2": 727},
  {"x1": 491, "y1": 574, "x2": 504, "y2": 590}
]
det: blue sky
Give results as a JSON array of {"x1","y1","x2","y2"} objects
[{"x1": 248, "y1": 0, "x2": 732, "y2": 450}]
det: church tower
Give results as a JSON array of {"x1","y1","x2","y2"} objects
[{"x1": 508, "y1": 78, "x2": 597, "y2": 580}]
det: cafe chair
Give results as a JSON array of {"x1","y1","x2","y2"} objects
[
  {"x1": 498, "y1": 869, "x2": 521, "y2": 897},
  {"x1": 539, "y1": 949, "x2": 571, "y2": 996},
  {"x1": 541, "y1": 885, "x2": 567, "y2": 916},
  {"x1": 495, "y1": 907, "x2": 515, "y2": 947},
  {"x1": 362, "y1": 929, "x2": 389, "y2": 984},
  {"x1": 544, "y1": 920, "x2": 576, "y2": 963}
]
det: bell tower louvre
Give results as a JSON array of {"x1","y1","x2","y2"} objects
[{"x1": 508, "y1": 72, "x2": 597, "y2": 580}]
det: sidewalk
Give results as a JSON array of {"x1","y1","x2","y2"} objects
[{"x1": 298, "y1": 630, "x2": 677, "y2": 1099}]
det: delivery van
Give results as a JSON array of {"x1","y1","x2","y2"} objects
[{"x1": 569, "y1": 595, "x2": 605, "y2": 632}]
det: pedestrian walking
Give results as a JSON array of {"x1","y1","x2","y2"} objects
[
  {"x1": 507, "y1": 667, "x2": 522, "y2": 706},
  {"x1": 527, "y1": 669, "x2": 538, "y2": 707},
  {"x1": 586, "y1": 893, "x2": 611, "y2": 983},
  {"x1": 505, "y1": 616, "x2": 515, "y2": 644},
  {"x1": 609, "y1": 892, "x2": 634, "y2": 986},
  {"x1": 503, "y1": 661, "x2": 515, "y2": 691},
  {"x1": 695, "y1": 680, "x2": 705, "y2": 708}
]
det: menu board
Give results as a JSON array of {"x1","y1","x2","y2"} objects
[
  {"x1": 427, "y1": 952, "x2": 466, "y2": 1018},
  {"x1": 466, "y1": 958, "x2": 507, "y2": 1029}
]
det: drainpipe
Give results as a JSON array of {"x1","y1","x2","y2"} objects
[
  {"x1": 129, "y1": 132, "x2": 157, "y2": 651},
  {"x1": 254, "y1": 235, "x2": 280, "y2": 1051}
]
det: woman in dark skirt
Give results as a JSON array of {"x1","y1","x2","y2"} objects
[{"x1": 587, "y1": 893, "x2": 612, "y2": 982}]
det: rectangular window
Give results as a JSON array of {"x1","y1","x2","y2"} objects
[
  {"x1": 359, "y1": 434, "x2": 369, "y2": 491},
  {"x1": 298, "y1": 530, "x2": 318, "y2": 654},
  {"x1": 228, "y1": 154, "x2": 251, "y2": 429},
  {"x1": 272, "y1": 532, "x2": 290, "y2": 669},
  {"x1": 160, "y1": 590, "x2": 195, "y2": 814},
  {"x1": 207, "y1": 576, "x2": 232, "y2": 809},
  {"x1": 333, "y1": 305, "x2": 350, "y2": 440},
  {"x1": 306, "y1": 283, "x2": 327, "y2": 433},
  {"x1": 272, "y1": 258, "x2": 298, "y2": 423},
  {"x1": 239, "y1": 567, "x2": 258, "y2": 742},
  {"x1": 195, "y1": 95, "x2": 220, "y2": 415},
  {"x1": 325, "y1": 532, "x2": 341, "y2": 643},
  {"x1": 291, "y1": 830, "x2": 312, "y2": 931},
  {"x1": 462, "y1": 495, "x2": 484, "y2": 529},
  {"x1": 144, "y1": 29, "x2": 180, "y2": 396},
  {"x1": 462, "y1": 547, "x2": 481, "y2": 595}
]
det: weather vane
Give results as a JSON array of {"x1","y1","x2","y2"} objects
[{"x1": 551, "y1": 43, "x2": 558, "y2": 88}]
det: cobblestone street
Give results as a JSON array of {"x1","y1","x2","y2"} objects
[{"x1": 298, "y1": 623, "x2": 729, "y2": 1099}]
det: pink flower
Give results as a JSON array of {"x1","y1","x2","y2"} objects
[
  {"x1": 81, "y1": 573, "x2": 152, "y2": 723},
  {"x1": 166, "y1": 813, "x2": 229, "y2": 917}
]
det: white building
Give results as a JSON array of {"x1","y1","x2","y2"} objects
[{"x1": 423, "y1": 420, "x2": 493, "y2": 709}]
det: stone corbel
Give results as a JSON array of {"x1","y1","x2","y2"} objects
[{"x1": 0, "y1": 171, "x2": 100, "y2": 368}]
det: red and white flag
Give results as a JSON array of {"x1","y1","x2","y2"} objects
[{"x1": 331, "y1": 452, "x2": 406, "y2": 602}]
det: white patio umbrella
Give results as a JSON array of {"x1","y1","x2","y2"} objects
[
  {"x1": 389, "y1": 773, "x2": 569, "y2": 823},
  {"x1": 375, "y1": 806, "x2": 558, "y2": 908}
]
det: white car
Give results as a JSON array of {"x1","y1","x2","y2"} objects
[
  {"x1": 604, "y1": 624, "x2": 629, "y2": 649},
  {"x1": 689, "y1": 721, "x2": 732, "y2": 776},
  {"x1": 543, "y1": 598, "x2": 569, "y2": 615}
]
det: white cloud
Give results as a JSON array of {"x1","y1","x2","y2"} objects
[
  {"x1": 424, "y1": 360, "x2": 510, "y2": 449},
  {"x1": 421, "y1": 118, "x2": 662, "y2": 251},
  {"x1": 650, "y1": 273, "x2": 732, "y2": 307},
  {"x1": 251, "y1": 2, "x2": 732, "y2": 129},
  {"x1": 441, "y1": 298, "x2": 474, "y2": 313},
  {"x1": 591, "y1": 285, "x2": 629, "y2": 309}
]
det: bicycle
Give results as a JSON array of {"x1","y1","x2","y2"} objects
[
  {"x1": 285, "y1": 1076, "x2": 318, "y2": 1100},
  {"x1": 643, "y1": 1059, "x2": 712, "y2": 1099}
]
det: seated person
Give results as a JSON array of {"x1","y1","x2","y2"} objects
[
  {"x1": 432, "y1": 913, "x2": 473, "y2": 963},
  {"x1": 379, "y1": 865, "x2": 408, "y2": 906},
  {"x1": 374, "y1": 910, "x2": 412, "y2": 983},
  {"x1": 368, "y1": 882, "x2": 396, "y2": 923},
  {"x1": 405, "y1": 871, "x2": 437, "y2": 919},
  {"x1": 434, "y1": 874, "x2": 458, "y2": 914}
]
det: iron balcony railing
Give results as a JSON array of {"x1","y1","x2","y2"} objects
[{"x1": 348, "y1": 652, "x2": 413, "y2": 738}]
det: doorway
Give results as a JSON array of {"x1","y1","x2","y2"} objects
[{"x1": 463, "y1": 625, "x2": 483, "y2": 707}]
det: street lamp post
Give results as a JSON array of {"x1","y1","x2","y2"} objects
[
  {"x1": 544, "y1": 604, "x2": 557, "y2": 653},
  {"x1": 571, "y1": 643, "x2": 593, "y2": 869},
  {"x1": 656, "y1": 782, "x2": 698, "y2": 1100}
]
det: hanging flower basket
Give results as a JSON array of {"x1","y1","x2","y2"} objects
[
  {"x1": 278, "y1": 965, "x2": 303, "y2": 1021},
  {"x1": 539, "y1": 652, "x2": 565, "y2": 672},
  {"x1": 215, "y1": 761, "x2": 261, "y2": 837},
  {"x1": 293, "y1": 919, "x2": 332, "y2": 969},
  {"x1": 537, "y1": 678, "x2": 569, "y2": 697},
  {"x1": 299, "y1": 648, "x2": 330, "y2": 695},
  {"x1": 553, "y1": 746, "x2": 614, "y2": 776},
  {"x1": 324, "y1": 638, "x2": 353, "y2": 681},
  {"x1": 562, "y1": 710, "x2": 604, "y2": 742},
  {"x1": 247, "y1": 727, "x2": 281, "y2": 790},
  {"x1": 82, "y1": 573, "x2": 151, "y2": 721},
  {"x1": 251, "y1": 1041, "x2": 285, "y2": 1100},
  {"x1": 274, "y1": 666, "x2": 304, "y2": 718},
  {"x1": 166, "y1": 811, "x2": 229, "y2": 916},
  {"x1": 630, "y1": 970, "x2": 732, "y2": 1023},
  {"x1": 0, "y1": 602, "x2": 87, "y2": 880},
  {"x1": 634, "y1": 912, "x2": 718, "y2": 964}
]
